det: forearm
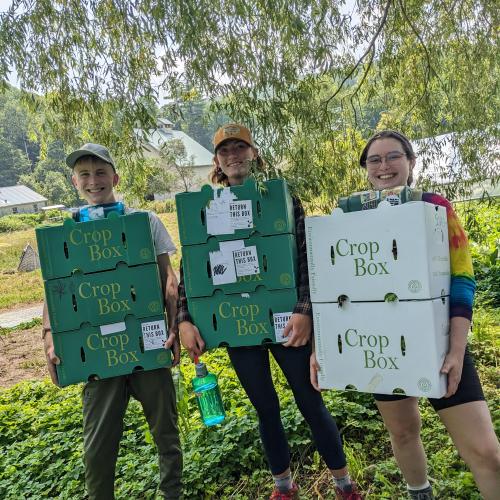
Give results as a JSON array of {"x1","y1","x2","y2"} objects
[
  {"x1": 42, "y1": 302, "x2": 52, "y2": 339},
  {"x1": 157, "y1": 254, "x2": 178, "y2": 326},
  {"x1": 448, "y1": 316, "x2": 470, "y2": 355}
]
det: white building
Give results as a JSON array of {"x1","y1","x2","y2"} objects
[
  {"x1": 136, "y1": 118, "x2": 214, "y2": 197},
  {"x1": 0, "y1": 185, "x2": 48, "y2": 217}
]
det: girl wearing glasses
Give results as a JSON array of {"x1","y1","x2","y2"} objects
[{"x1": 313, "y1": 130, "x2": 499, "y2": 499}]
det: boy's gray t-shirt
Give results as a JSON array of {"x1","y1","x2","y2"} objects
[{"x1": 126, "y1": 208, "x2": 176, "y2": 257}]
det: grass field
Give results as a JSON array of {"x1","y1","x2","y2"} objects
[{"x1": 0, "y1": 228, "x2": 44, "y2": 310}]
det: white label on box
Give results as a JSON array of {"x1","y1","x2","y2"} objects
[
  {"x1": 209, "y1": 250, "x2": 237, "y2": 285},
  {"x1": 273, "y1": 312, "x2": 292, "y2": 342},
  {"x1": 142, "y1": 319, "x2": 167, "y2": 351},
  {"x1": 229, "y1": 200, "x2": 253, "y2": 230},
  {"x1": 206, "y1": 198, "x2": 232, "y2": 235},
  {"x1": 206, "y1": 187, "x2": 239, "y2": 235},
  {"x1": 233, "y1": 245, "x2": 260, "y2": 276},
  {"x1": 100, "y1": 322, "x2": 126, "y2": 335}
]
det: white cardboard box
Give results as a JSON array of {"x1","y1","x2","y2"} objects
[
  {"x1": 313, "y1": 298, "x2": 449, "y2": 398},
  {"x1": 305, "y1": 202, "x2": 450, "y2": 302}
]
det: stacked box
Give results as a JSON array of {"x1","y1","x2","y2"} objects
[
  {"x1": 313, "y1": 299, "x2": 449, "y2": 398},
  {"x1": 305, "y1": 201, "x2": 451, "y2": 398},
  {"x1": 181, "y1": 233, "x2": 297, "y2": 298},
  {"x1": 176, "y1": 178, "x2": 295, "y2": 245},
  {"x1": 176, "y1": 179, "x2": 299, "y2": 348},
  {"x1": 36, "y1": 212, "x2": 156, "y2": 280},
  {"x1": 189, "y1": 288, "x2": 299, "y2": 349},
  {"x1": 36, "y1": 213, "x2": 172, "y2": 386},
  {"x1": 53, "y1": 315, "x2": 172, "y2": 387}
]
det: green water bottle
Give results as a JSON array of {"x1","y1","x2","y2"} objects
[{"x1": 192, "y1": 360, "x2": 225, "y2": 427}]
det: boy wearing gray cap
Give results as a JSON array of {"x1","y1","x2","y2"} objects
[{"x1": 42, "y1": 143, "x2": 183, "y2": 499}]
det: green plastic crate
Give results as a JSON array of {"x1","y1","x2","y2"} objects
[
  {"x1": 182, "y1": 233, "x2": 298, "y2": 298},
  {"x1": 176, "y1": 178, "x2": 295, "y2": 246},
  {"x1": 45, "y1": 263, "x2": 164, "y2": 333},
  {"x1": 53, "y1": 314, "x2": 172, "y2": 387},
  {"x1": 36, "y1": 212, "x2": 155, "y2": 280},
  {"x1": 188, "y1": 286, "x2": 298, "y2": 349}
]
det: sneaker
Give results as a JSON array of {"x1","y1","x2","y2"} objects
[
  {"x1": 269, "y1": 482, "x2": 299, "y2": 500},
  {"x1": 408, "y1": 486, "x2": 434, "y2": 499},
  {"x1": 335, "y1": 481, "x2": 363, "y2": 499}
]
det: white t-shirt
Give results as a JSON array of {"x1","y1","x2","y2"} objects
[{"x1": 126, "y1": 208, "x2": 176, "y2": 257}]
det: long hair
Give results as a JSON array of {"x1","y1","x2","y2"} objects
[{"x1": 359, "y1": 130, "x2": 416, "y2": 186}]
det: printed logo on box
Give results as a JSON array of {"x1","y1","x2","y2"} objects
[
  {"x1": 408, "y1": 280, "x2": 422, "y2": 293},
  {"x1": 279, "y1": 273, "x2": 292, "y2": 286},
  {"x1": 77, "y1": 281, "x2": 130, "y2": 316},
  {"x1": 417, "y1": 378, "x2": 432, "y2": 393},
  {"x1": 332, "y1": 239, "x2": 389, "y2": 277},
  {"x1": 86, "y1": 331, "x2": 139, "y2": 367},
  {"x1": 274, "y1": 219, "x2": 286, "y2": 232},
  {"x1": 148, "y1": 301, "x2": 162, "y2": 313},
  {"x1": 69, "y1": 227, "x2": 124, "y2": 262},
  {"x1": 140, "y1": 248, "x2": 152, "y2": 259},
  {"x1": 342, "y1": 328, "x2": 401, "y2": 370},
  {"x1": 218, "y1": 301, "x2": 270, "y2": 337}
]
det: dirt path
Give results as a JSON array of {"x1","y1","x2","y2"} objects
[
  {"x1": 0, "y1": 323, "x2": 47, "y2": 389},
  {"x1": 0, "y1": 302, "x2": 43, "y2": 328}
]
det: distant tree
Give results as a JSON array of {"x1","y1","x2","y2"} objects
[
  {"x1": 149, "y1": 138, "x2": 201, "y2": 195},
  {"x1": 0, "y1": 86, "x2": 40, "y2": 167},
  {"x1": 0, "y1": 137, "x2": 31, "y2": 186},
  {"x1": 1, "y1": 1, "x2": 497, "y2": 201},
  {"x1": 19, "y1": 140, "x2": 79, "y2": 206}
]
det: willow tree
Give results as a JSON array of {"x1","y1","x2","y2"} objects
[{"x1": 0, "y1": 0, "x2": 497, "y2": 204}]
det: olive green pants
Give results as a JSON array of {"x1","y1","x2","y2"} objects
[{"x1": 82, "y1": 369, "x2": 182, "y2": 500}]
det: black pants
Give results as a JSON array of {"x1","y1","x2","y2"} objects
[{"x1": 227, "y1": 343, "x2": 347, "y2": 475}]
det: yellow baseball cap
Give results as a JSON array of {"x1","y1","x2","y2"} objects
[{"x1": 213, "y1": 123, "x2": 255, "y2": 151}]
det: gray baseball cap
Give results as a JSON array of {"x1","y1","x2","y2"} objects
[{"x1": 66, "y1": 143, "x2": 116, "y2": 171}]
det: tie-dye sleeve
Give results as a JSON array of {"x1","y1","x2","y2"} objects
[{"x1": 422, "y1": 193, "x2": 476, "y2": 320}]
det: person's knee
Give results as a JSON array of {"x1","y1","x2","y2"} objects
[
  {"x1": 387, "y1": 420, "x2": 421, "y2": 446},
  {"x1": 462, "y1": 440, "x2": 500, "y2": 473}
]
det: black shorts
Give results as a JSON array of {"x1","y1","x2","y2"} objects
[{"x1": 373, "y1": 349, "x2": 485, "y2": 412}]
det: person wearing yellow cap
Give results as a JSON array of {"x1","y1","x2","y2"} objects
[{"x1": 177, "y1": 124, "x2": 363, "y2": 499}]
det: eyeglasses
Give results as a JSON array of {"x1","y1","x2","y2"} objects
[{"x1": 366, "y1": 151, "x2": 407, "y2": 167}]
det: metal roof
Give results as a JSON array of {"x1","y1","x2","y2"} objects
[
  {"x1": 0, "y1": 185, "x2": 48, "y2": 207},
  {"x1": 136, "y1": 124, "x2": 213, "y2": 168}
]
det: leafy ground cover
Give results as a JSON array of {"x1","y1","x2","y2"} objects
[{"x1": 0, "y1": 322, "x2": 497, "y2": 499}]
